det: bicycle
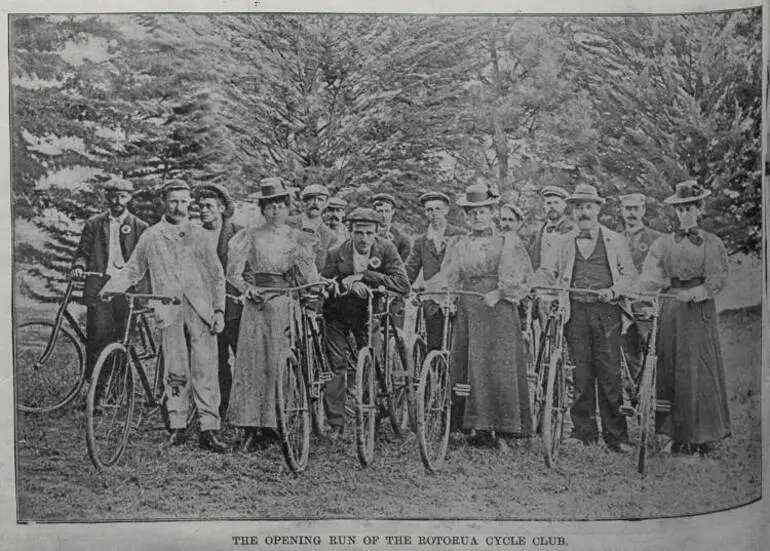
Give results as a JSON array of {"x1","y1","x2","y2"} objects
[
  {"x1": 16, "y1": 271, "x2": 104, "y2": 413},
  {"x1": 411, "y1": 289, "x2": 485, "y2": 473},
  {"x1": 406, "y1": 292, "x2": 429, "y2": 432},
  {"x1": 354, "y1": 285, "x2": 411, "y2": 467},
  {"x1": 85, "y1": 291, "x2": 179, "y2": 469},
  {"x1": 250, "y1": 281, "x2": 334, "y2": 474},
  {"x1": 619, "y1": 292, "x2": 675, "y2": 476}
]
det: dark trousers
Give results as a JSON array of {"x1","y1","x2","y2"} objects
[
  {"x1": 86, "y1": 296, "x2": 128, "y2": 379},
  {"x1": 324, "y1": 318, "x2": 368, "y2": 429},
  {"x1": 564, "y1": 301, "x2": 628, "y2": 446},
  {"x1": 424, "y1": 306, "x2": 446, "y2": 352},
  {"x1": 217, "y1": 317, "x2": 240, "y2": 420}
]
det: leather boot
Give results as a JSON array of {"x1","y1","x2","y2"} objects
[{"x1": 199, "y1": 430, "x2": 228, "y2": 453}]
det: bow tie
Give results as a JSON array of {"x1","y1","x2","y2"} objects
[
  {"x1": 471, "y1": 228, "x2": 494, "y2": 238},
  {"x1": 674, "y1": 228, "x2": 703, "y2": 246},
  {"x1": 576, "y1": 231, "x2": 593, "y2": 240},
  {"x1": 545, "y1": 225, "x2": 558, "y2": 234}
]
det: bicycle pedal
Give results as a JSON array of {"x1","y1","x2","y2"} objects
[
  {"x1": 319, "y1": 372, "x2": 334, "y2": 383},
  {"x1": 619, "y1": 404, "x2": 635, "y2": 417},
  {"x1": 453, "y1": 383, "x2": 471, "y2": 397},
  {"x1": 655, "y1": 399, "x2": 672, "y2": 413}
]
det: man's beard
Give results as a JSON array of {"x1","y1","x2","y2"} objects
[
  {"x1": 111, "y1": 204, "x2": 126, "y2": 216},
  {"x1": 546, "y1": 209, "x2": 562, "y2": 222}
]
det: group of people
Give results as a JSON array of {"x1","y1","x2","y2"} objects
[{"x1": 70, "y1": 174, "x2": 731, "y2": 460}]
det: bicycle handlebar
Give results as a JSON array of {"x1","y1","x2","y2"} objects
[
  {"x1": 70, "y1": 271, "x2": 105, "y2": 281},
  {"x1": 415, "y1": 289, "x2": 487, "y2": 300},
  {"x1": 101, "y1": 291, "x2": 181, "y2": 306}
]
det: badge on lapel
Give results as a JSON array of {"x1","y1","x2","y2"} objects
[
  {"x1": 368, "y1": 257, "x2": 381, "y2": 269},
  {"x1": 121, "y1": 225, "x2": 131, "y2": 235}
]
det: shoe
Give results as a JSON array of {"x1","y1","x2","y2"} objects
[
  {"x1": 608, "y1": 442, "x2": 634, "y2": 454},
  {"x1": 239, "y1": 429, "x2": 258, "y2": 453},
  {"x1": 199, "y1": 430, "x2": 228, "y2": 453},
  {"x1": 169, "y1": 429, "x2": 187, "y2": 446}
]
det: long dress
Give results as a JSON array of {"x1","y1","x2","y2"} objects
[
  {"x1": 226, "y1": 224, "x2": 318, "y2": 429},
  {"x1": 635, "y1": 228, "x2": 730, "y2": 446},
  {"x1": 429, "y1": 229, "x2": 534, "y2": 435}
]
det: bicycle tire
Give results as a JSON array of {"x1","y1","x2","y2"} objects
[
  {"x1": 355, "y1": 347, "x2": 376, "y2": 467},
  {"x1": 530, "y1": 328, "x2": 551, "y2": 433},
  {"x1": 16, "y1": 320, "x2": 86, "y2": 413},
  {"x1": 307, "y1": 334, "x2": 327, "y2": 437},
  {"x1": 543, "y1": 350, "x2": 566, "y2": 469},
  {"x1": 408, "y1": 336, "x2": 427, "y2": 433},
  {"x1": 636, "y1": 361, "x2": 655, "y2": 476},
  {"x1": 276, "y1": 352, "x2": 311, "y2": 474},
  {"x1": 416, "y1": 350, "x2": 451, "y2": 473},
  {"x1": 86, "y1": 343, "x2": 136, "y2": 469},
  {"x1": 385, "y1": 333, "x2": 411, "y2": 436}
]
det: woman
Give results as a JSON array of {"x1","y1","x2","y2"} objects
[
  {"x1": 632, "y1": 180, "x2": 730, "y2": 456},
  {"x1": 427, "y1": 183, "x2": 534, "y2": 448},
  {"x1": 226, "y1": 177, "x2": 319, "y2": 452}
]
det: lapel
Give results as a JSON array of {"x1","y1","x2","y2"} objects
[
  {"x1": 563, "y1": 229, "x2": 579, "y2": 283},
  {"x1": 217, "y1": 219, "x2": 237, "y2": 262},
  {"x1": 118, "y1": 213, "x2": 136, "y2": 260},
  {"x1": 99, "y1": 213, "x2": 110, "y2": 258}
]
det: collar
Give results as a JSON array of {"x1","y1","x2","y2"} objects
[
  {"x1": 301, "y1": 214, "x2": 323, "y2": 231},
  {"x1": 575, "y1": 226, "x2": 600, "y2": 240},
  {"x1": 109, "y1": 211, "x2": 129, "y2": 224},
  {"x1": 544, "y1": 217, "x2": 565, "y2": 232},
  {"x1": 624, "y1": 224, "x2": 644, "y2": 236},
  {"x1": 426, "y1": 223, "x2": 446, "y2": 239}
]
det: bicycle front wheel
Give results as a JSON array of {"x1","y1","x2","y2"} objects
[
  {"x1": 16, "y1": 320, "x2": 85, "y2": 413},
  {"x1": 355, "y1": 347, "x2": 376, "y2": 467},
  {"x1": 407, "y1": 335, "x2": 427, "y2": 433},
  {"x1": 86, "y1": 343, "x2": 136, "y2": 469},
  {"x1": 542, "y1": 350, "x2": 566, "y2": 469},
  {"x1": 636, "y1": 361, "x2": 655, "y2": 476},
  {"x1": 386, "y1": 333, "x2": 411, "y2": 436},
  {"x1": 416, "y1": 351, "x2": 451, "y2": 473},
  {"x1": 276, "y1": 353, "x2": 311, "y2": 474}
]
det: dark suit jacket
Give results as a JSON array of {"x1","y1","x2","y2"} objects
[
  {"x1": 381, "y1": 225, "x2": 411, "y2": 262},
  {"x1": 216, "y1": 219, "x2": 244, "y2": 322},
  {"x1": 527, "y1": 217, "x2": 576, "y2": 270},
  {"x1": 72, "y1": 211, "x2": 149, "y2": 303},
  {"x1": 405, "y1": 227, "x2": 464, "y2": 284},
  {"x1": 321, "y1": 236, "x2": 410, "y2": 325}
]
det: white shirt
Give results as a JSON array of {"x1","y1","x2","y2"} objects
[
  {"x1": 106, "y1": 211, "x2": 129, "y2": 277},
  {"x1": 426, "y1": 223, "x2": 447, "y2": 252},
  {"x1": 575, "y1": 226, "x2": 600, "y2": 259},
  {"x1": 353, "y1": 247, "x2": 369, "y2": 274}
]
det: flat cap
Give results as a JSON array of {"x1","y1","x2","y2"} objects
[
  {"x1": 326, "y1": 196, "x2": 348, "y2": 209},
  {"x1": 193, "y1": 183, "x2": 235, "y2": 218},
  {"x1": 540, "y1": 185, "x2": 569, "y2": 200},
  {"x1": 620, "y1": 193, "x2": 646, "y2": 207},
  {"x1": 501, "y1": 202, "x2": 525, "y2": 221},
  {"x1": 345, "y1": 207, "x2": 383, "y2": 225},
  {"x1": 372, "y1": 193, "x2": 397, "y2": 207},
  {"x1": 103, "y1": 178, "x2": 135, "y2": 193},
  {"x1": 160, "y1": 179, "x2": 191, "y2": 196},
  {"x1": 419, "y1": 191, "x2": 451, "y2": 205},
  {"x1": 300, "y1": 184, "x2": 331, "y2": 200}
]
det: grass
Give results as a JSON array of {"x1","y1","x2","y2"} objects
[{"x1": 14, "y1": 305, "x2": 761, "y2": 522}]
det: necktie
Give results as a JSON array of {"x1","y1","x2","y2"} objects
[
  {"x1": 576, "y1": 231, "x2": 593, "y2": 240},
  {"x1": 674, "y1": 228, "x2": 703, "y2": 246}
]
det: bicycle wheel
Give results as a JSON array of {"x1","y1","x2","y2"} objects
[
  {"x1": 16, "y1": 321, "x2": 85, "y2": 413},
  {"x1": 355, "y1": 347, "x2": 376, "y2": 467},
  {"x1": 530, "y1": 328, "x2": 551, "y2": 433},
  {"x1": 408, "y1": 335, "x2": 427, "y2": 433},
  {"x1": 306, "y1": 336, "x2": 327, "y2": 437},
  {"x1": 636, "y1": 361, "x2": 655, "y2": 476},
  {"x1": 385, "y1": 333, "x2": 411, "y2": 436},
  {"x1": 542, "y1": 349, "x2": 566, "y2": 469},
  {"x1": 86, "y1": 343, "x2": 136, "y2": 469},
  {"x1": 276, "y1": 352, "x2": 311, "y2": 474},
  {"x1": 416, "y1": 351, "x2": 451, "y2": 473}
]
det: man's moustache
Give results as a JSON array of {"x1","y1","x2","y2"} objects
[{"x1": 578, "y1": 216, "x2": 591, "y2": 221}]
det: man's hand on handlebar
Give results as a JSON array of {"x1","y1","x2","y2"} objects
[{"x1": 70, "y1": 267, "x2": 84, "y2": 280}]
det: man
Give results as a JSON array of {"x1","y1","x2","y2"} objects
[
  {"x1": 619, "y1": 193, "x2": 662, "y2": 393},
  {"x1": 372, "y1": 193, "x2": 411, "y2": 261},
  {"x1": 535, "y1": 183, "x2": 638, "y2": 453},
  {"x1": 289, "y1": 183, "x2": 340, "y2": 271},
  {"x1": 323, "y1": 196, "x2": 349, "y2": 243},
  {"x1": 404, "y1": 191, "x2": 462, "y2": 350},
  {"x1": 100, "y1": 180, "x2": 228, "y2": 453},
  {"x1": 528, "y1": 186, "x2": 575, "y2": 270},
  {"x1": 193, "y1": 183, "x2": 242, "y2": 421},
  {"x1": 321, "y1": 207, "x2": 410, "y2": 440},
  {"x1": 71, "y1": 178, "x2": 149, "y2": 380},
  {"x1": 499, "y1": 202, "x2": 525, "y2": 237}
]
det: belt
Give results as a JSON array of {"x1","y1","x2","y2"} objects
[
  {"x1": 249, "y1": 272, "x2": 292, "y2": 288},
  {"x1": 668, "y1": 277, "x2": 705, "y2": 290}
]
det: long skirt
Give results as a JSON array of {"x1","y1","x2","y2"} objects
[
  {"x1": 227, "y1": 295, "x2": 291, "y2": 429},
  {"x1": 450, "y1": 290, "x2": 532, "y2": 435},
  {"x1": 655, "y1": 297, "x2": 730, "y2": 445}
]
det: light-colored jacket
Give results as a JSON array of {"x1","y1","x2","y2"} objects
[
  {"x1": 101, "y1": 217, "x2": 226, "y2": 328},
  {"x1": 535, "y1": 225, "x2": 638, "y2": 326}
]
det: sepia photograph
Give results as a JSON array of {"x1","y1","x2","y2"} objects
[{"x1": 8, "y1": 6, "x2": 763, "y2": 531}]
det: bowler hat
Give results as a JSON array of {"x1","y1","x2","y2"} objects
[
  {"x1": 300, "y1": 184, "x2": 331, "y2": 200},
  {"x1": 620, "y1": 193, "x2": 647, "y2": 207},
  {"x1": 345, "y1": 207, "x2": 382, "y2": 225},
  {"x1": 419, "y1": 191, "x2": 451, "y2": 206},
  {"x1": 255, "y1": 177, "x2": 293, "y2": 201},
  {"x1": 326, "y1": 196, "x2": 348, "y2": 209},
  {"x1": 103, "y1": 178, "x2": 135, "y2": 193},
  {"x1": 456, "y1": 183, "x2": 499, "y2": 208},
  {"x1": 567, "y1": 183, "x2": 605, "y2": 204},
  {"x1": 540, "y1": 186, "x2": 569, "y2": 200},
  {"x1": 193, "y1": 183, "x2": 235, "y2": 218},
  {"x1": 160, "y1": 179, "x2": 191, "y2": 196},
  {"x1": 372, "y1": 193, "x2": 397, "y2": 208},
  {"x1": 664, "y1": 180, "x2": 711, "y2": 205}
]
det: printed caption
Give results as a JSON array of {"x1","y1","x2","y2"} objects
[{"x1": 232, "y1": 535, "x2": 568, "y2": 548}]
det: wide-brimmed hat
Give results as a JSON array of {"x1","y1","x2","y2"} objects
[
  {"x1": 540, "y1": 185, "x2": 569, "y2": 200},
  {"x1": 372, "y1": 193, "x2": 397, "y2": 208},
  {"x1": 620, "y1": 193, "x2": 646, "y2": 207},
  {"x1": 326, "y1": 196, "x2": 348, "y2": 210},
  {"x1": 160, "y1": 179, "x2": 191, "y2": 196},
  {"x1": 345, "y1": 207, "x2": 382, "y2": 225},
  {"x1": 103, "y1": 178, "x2": 135, "y2": 193},
  {"x1": 500, "y1": 202, "x2": 525, "y2": 221},
  {"x1": 567, "y1": 183, "x2": 605, "y2": 204},
  {"x1": 255, "y1": 177, "x2": 293, "y2": 201},
  {"x1": 300, "y1": 183, "x2": 331, "y2": 200},
  {"x1": 419, "y1": 191, "x2": 451, "y2": 206},
  {"x1": 193, "y1": 183, "x2": 235, "y2": 218},
  {"x1": 664, "y1": 180, "x2": 712, "y2": 205},
  {"x1": 456, "y1": 183, "x2": 499, "y2": 208}
]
